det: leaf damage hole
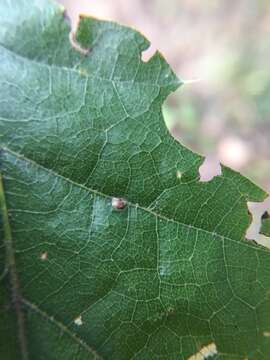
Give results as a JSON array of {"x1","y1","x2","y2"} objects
[
  {"x1": 69, "y1": 31, "x2": 90, "y2": 55},
  {"x1": 112, "y1": 197, "x2": 127, "y2": 210},
  {"x1": 74, "y1": 315, "x2": 83, "y2": 326},
  {"x1": 246, "y1": 196, "x2": 270, "y2": 247},
  {"x1": 199, "y1": 155, "x2": 221, "y2": 182},
  {"x1": 141, "y1": 43, "x2": 157, "y2": 62},
  {"x1": 187, "y1": 343, "x2": 217, "y2": 360},
  {"x1": 40, "y1": 251, "x2": 48, "y2": 261}
]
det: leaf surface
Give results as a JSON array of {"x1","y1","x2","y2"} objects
[
  {"x1": 0, "y1": 1, "x2": 270, "y2": 359},
  {"x1": 260, "y1": 212, "x2": 270, "y2": 237}
]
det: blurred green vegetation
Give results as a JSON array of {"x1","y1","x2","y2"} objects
[{"x1": 160, "y1": 0, "x2": 270, "y2": 189}]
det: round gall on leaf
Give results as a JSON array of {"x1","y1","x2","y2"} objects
[{"x1": 111, "y1": 197, "x2": 127, "y2": 210}]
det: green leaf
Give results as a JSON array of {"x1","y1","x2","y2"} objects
[
  {"x1": 1, "y1": 0, "x2": 270, "y2": 359},
  {"x1": 260, "y1": 212, "x2": 270, "y2": 237}
]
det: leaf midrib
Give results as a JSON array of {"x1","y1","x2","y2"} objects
[{"x1": 2, "y1": 146, "x2": 266, "y2": 253}]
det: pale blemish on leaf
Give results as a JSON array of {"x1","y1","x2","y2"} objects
[
  {"x1": 187, "y1": 343, "x2": 217, "y2": 360},
  {"x1": 176, "y1": 170, "x2": 182, "y2": 179},
  {"x1": 74, "y1": 315, "x2": 83, "y2": 326},
  {"x1": 78, "y1": 68, "x2": 88, "y2": 76},
  {"x1": 40, "y1": 252, "x2": 48, "y2": 261},
  {"x1": 264, "y1": 331, "x2": 270, "y2": 337}
]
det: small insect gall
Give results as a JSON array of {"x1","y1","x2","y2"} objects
[{"x1": 112, "y1": 197, "x2": 127, "y2": 210}]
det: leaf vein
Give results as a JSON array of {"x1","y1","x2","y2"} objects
[
  {"x1": 22, "y1": 298, "x2": 103, "y2": 359},
  {"x1": 2, "y1": 146, "x2": 268, "y2": 254}
]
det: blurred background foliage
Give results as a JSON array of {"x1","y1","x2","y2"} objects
[{"x1": 59, "y1": 0, "x2": 270, "y2": 241}]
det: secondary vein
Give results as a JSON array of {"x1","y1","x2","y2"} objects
[
  {"x1": 3, "y1": 146, "x2": 269, "y2": 253},
  {"x1": 22, "y1": 298, "x2": 103, "y2": 359},
  {"x1": 0, "y1": 172, "x2": 28, "y2": 360}
]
